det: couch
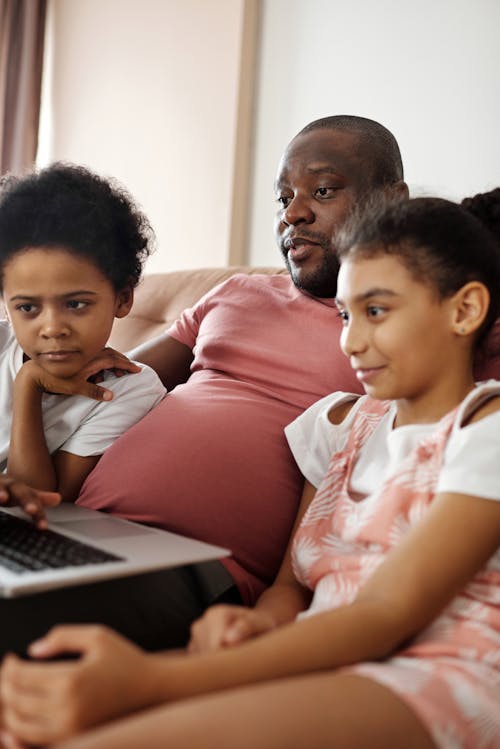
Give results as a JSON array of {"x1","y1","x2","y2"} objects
[{"x1": 108, "y1": 265, "x2": 286, "y2": 351}]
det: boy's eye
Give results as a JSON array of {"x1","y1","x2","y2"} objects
[
  {"x1": 16, "y1": 303, "x2": 37, "y2": 314},
  {"x1": 66, "y1": 300, "x2": 87, "y2": 310}
]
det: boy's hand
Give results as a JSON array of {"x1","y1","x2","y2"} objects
[
  {"x1": 0, "y1": 626, "x2": 150, "y2": 746},
  {"x1": 188, "y1": 604, "x2": 276, "y2": 653},
  {"x1": 17, "y1": 349, "x2": 141, "y2": 402},
  {"x1": 0, "y1": 475, "x2": 61, "y2": 528}
]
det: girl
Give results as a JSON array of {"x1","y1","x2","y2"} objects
[
  {"x1": 2, "y1": 190, "x2": 500, "y2": 749},
  {"x1": 0, "y1": 164, "x2": 165, "y2": 519}
]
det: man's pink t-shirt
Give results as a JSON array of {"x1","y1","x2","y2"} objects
[{"x1": 77, "y1": 274, "x2": 362, "y2": 603}]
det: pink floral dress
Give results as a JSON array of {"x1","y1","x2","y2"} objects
[{"x1": 292, "y1": 387, "x2": 500, "y2": 749}]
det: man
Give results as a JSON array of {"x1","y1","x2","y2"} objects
[{"x1": 0, "y1": 116, "x2": 409, "y2": 653}]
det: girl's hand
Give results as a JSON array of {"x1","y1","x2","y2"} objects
[
  {"x1": 188, "y1": 604, "x2": 277, "y2": 653},
  {"x1": 0, "y1": 475, "x2": 60, "y2": 528},
  {"x1": 0, "y1": 626, "x2": 150, "y2": 746}
]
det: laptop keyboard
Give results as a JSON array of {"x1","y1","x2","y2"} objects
[{"x1": 0, "y1": 512, "x2": 124, "y2": 574}]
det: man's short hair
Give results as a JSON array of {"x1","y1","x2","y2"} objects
[{"x1": 298, "y1": 115, "x2": 404, "y2": 187}]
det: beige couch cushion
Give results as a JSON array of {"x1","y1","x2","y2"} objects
[{"x1": 109, "y1": 266, "x2": 285, "y2": 352}]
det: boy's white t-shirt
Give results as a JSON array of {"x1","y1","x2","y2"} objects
[{"x1": 0, "y1": 320, "x2": 166, "y2": 472}]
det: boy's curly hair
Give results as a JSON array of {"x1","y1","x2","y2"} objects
[{"x1": 0, "y1": 163, "x2": 155, "y2": 291}]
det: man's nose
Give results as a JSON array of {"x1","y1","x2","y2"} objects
[{"x1": 282, "y1": 195, "x2": 314, "y2": 225}]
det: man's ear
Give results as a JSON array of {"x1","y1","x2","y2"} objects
[
  {"x1": 451, "y1": 281, "x2": 490, "y2": 336},
  {"x1": 115, "y1": 286, "x2": 134, "y2": 318},
  {"x1": 385, "y1": 180, "x2": 409, "y2": 200}
]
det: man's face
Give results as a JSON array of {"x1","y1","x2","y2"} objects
[{"x1": 274, "y1": 128, "x2": 368, "y2": 297}]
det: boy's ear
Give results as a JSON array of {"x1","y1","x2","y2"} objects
[
  {"x1": 115, "y1": 286, "x2": 134, "y2": 318},
  {"x1": 451, "y1": 281, "x2": 490, "y2": 336}
]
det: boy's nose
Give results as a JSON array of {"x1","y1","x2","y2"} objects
[{"x1": 40, "y1": 311, "x2": 70, "y2": 338}]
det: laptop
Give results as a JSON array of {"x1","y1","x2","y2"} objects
[{"x1": 0, "y1": 503, "x2": 229, "y2": 598}]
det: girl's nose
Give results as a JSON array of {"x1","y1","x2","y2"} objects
[{"x1": 340, "y1": 318, "x2": 368, "y2": 357}]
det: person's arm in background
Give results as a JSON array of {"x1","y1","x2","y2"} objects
[{"x1": 128, "y1": 334, "x2": 194, "y2": 391}]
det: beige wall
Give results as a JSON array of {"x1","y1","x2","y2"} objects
[
  {"x1": 248, "y1": 0, "x2": 500, "y2": 265},
  {"x1": 40, "y1": 0, "x2": 250, "y2": 273}
]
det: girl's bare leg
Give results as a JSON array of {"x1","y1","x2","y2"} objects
[{"x1": 55, "y1": 672, "x2": 436, "y2": 749}]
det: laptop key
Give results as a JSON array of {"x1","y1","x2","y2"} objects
[{"x1": 0, "y1": 512, "x2": 123, "y2": 574}]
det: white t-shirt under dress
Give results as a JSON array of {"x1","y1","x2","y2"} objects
[{"x1": 285, "y1": 384, "x2": 500, "y2": 749}]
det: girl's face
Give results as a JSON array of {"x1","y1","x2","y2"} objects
[
  {"x1": 2, "y1": 247, "x2": 132, "y2": 378},
  {"x1": 335, "y1": 252, "x2": 473, "y2": 422}
]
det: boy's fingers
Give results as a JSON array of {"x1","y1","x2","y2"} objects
[{"x1": 79, "y1": 382, "x2": 114, "y2": 402}]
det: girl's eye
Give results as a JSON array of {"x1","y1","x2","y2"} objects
[
  {"x1": 367, "y1": 305, "x2": 386, "y2": 318},
  {"x1": 336, "y1": 309, "x2": 349, "y2": 325},
  {"x1": 66, "y1": 300, "x2": 87, "y2": 310}
]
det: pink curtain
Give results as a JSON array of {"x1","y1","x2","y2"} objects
[{"x1": 0, "y1": 0, "x2": 46, "y2": 174}]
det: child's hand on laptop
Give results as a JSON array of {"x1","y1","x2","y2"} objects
[{"x1": 0, "y1": 475, "x2": 61, "y2": 529}]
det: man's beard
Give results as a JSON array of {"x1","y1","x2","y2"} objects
[{"x1": 286, "y1": 248, "x2": 340, "y2": 298}]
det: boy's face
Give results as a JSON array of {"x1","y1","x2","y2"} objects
[{"x1": 2, "y1": 247, "x2": 132, "y2": 379}]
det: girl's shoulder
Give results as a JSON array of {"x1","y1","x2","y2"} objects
[{"x1": 457, "y1": 380, "x2": 500, "y2": 428}]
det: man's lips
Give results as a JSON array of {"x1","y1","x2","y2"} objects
[{"x1": 284, "y1": 236, "x2": 321, "y2": 262}]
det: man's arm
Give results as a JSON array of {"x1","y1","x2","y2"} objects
[{"x1": 128, "y1": 333, "x2": 194, "y2": 391}]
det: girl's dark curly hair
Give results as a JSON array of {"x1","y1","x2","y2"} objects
[
  {"x1": 0, "y1": 163, "x2": 155, "y2": 291},
  {"x1": 337, "y1": 189, "x2": 500, "y2": 345}
]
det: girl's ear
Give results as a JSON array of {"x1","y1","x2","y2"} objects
[
  {"x1": 114, "y1": 286, "x2": 134, "y2": 318},
  {"x1": 451, "y1": 281, "x2": 490, "y2": 336}
]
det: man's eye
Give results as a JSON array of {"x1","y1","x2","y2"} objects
[
  {"x1": 315, "y1": 187, "x2": 337, "y2": 199},
  {"x1": 67, "y1": 300, "x2": 87, "y2": 310},
  {"x1": 276, "y1": 195, "x2": 291, "y2": 208}
]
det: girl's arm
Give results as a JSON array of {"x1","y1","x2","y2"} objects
[
  {"x1": 189, "y1": 398, "x2": 356, "y2": 653},
  {"x1": 3, "y1": 485, "x2": 499, "y2": 747},
  {"x1": 152, "y1": 487, "x2": 500, "y2": 700}
]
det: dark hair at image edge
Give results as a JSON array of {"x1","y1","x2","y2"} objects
[
  {"x1": 0, "y1": 163, "x2": 155, "y2": 291},
  {"x1": 298, "y1": 115, "x2": 404, "y2": 188},
  {"x1": 337, "y1": 188, "x2": 500, "y2": 345}
]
